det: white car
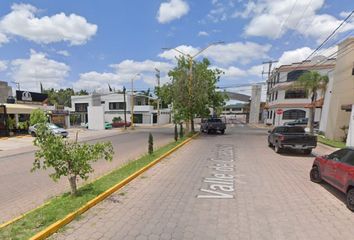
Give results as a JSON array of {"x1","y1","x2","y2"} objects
[{"x1": 28, "y1": 123, "x2": 69, "y2": 138}]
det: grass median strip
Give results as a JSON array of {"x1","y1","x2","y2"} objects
[
  {"x1": 0, "y1": 135, "x2": 194, "y2": 240},
  {"x1": 317, "y1": 135, "x2": 346, "y2": 149}
]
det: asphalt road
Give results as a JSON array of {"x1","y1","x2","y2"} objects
[
  {"x1": 52, "y1": 125, "x2": 354, "y2": 240},
  {"x1": 0, "y1": 127, "x2": 175, "y2": 224}
]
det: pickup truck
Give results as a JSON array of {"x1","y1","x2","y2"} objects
[
  {"x1": 200, "y1": 118, "x2": 226, "y2": 134},
  {"x1": 268, "y1": 126, "x2": 317, "y2": 154}
]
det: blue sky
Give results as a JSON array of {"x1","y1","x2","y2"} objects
[{"x1": 0, "y1": 0, "x2": 353, "y2": 96}]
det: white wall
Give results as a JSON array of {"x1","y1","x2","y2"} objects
[
  {"x1": 88, "y1": 106, "x2": 105, "y2": 130},
  {"x1": 347, "y1": 105, "x2": 354, "y2": 147}
]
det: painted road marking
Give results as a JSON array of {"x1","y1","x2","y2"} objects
[{"x1": 197, "y1": 144, "x2": 244, "y2": 199}]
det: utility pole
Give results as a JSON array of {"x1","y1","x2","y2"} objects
[
  {"x1": 262, "y1": 60, "x2": 278, "y2": 95},
  {"x1": 123, "y1": 86, "x2": 127, "y2": 130},
  {"x1": 155, "y1": 68, "x2": 160, "y2": 125},
  {"x1": 130, "y1": 73, "x2": 140, "y2": 130}
]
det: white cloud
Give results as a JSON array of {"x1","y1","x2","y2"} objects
[
  {"x1": 158, "y1": 45, "x2": 200, "y2": 61},
  {"x1": 216, "y1": 66, "x2": 248, "y2": 79},
  {"x1": 238, "y1": 0, "x2": 354, "y2": 42},
  {"x1": 0, "y1": 60, "x2": 8, "y2": 72},
  {"x1": 57, "y1": 50, "x2": 70, "y2": 57},
  {"x1": 277, "y1": 45, "x2": 338, "y2": 66},
  {"x1": 74, "y1": 60, "x2": 174, "y2": 91},
  {"x1": 247, "y1": 64, "x2": 265, "y2": 76},
  {"x1": 158, "y1": 42, "x2": 271, "y2": 65},
  {"x1": 157, "y1": 0, "x2": 189, "y2": 24},
  {"x1": 11, "y1": 50, "x2": 70, "y2": 91},
  {"x1": 203, "y1": 42, "x2": 271, "y2": 65},
  {"x1": 198, "y1": 31, "x2": 209, "y2": 36},
  {"x1": 0, "y1": 3, "x2": 97, "y2": 46}
]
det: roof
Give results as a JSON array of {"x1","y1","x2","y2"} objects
[
  {"x1": 3, "y1": 103, "x2": 40, "y2": 114},
  {"x1": 224, "y1": 103, "x2": 245, "y2": 108}
]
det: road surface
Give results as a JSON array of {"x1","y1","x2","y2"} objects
[
  {"x1": 0, "y1": 127, "x2": 174, "y2": 224},
  {"x1": 51, "y1": 125, "x2": 354, "y2": 240}
]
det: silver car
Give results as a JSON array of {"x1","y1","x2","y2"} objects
[{"x1": 29, "y1": 123, "x2": 69, "y2": 138}]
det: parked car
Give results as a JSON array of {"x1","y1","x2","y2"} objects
[
  {"x1": 29, "y1": 123, "x2": 68, "y2": 138},
  {"x1": 284, "y1": 118, "x2": 319, "y2": 128},
  {"x1": 310, "y1": 148, "x2": 354, "y2": 211},
  {"x1": 105, "y1": 122, "x2": 112, "y2": 129},
  {"x1": 112, "y1": 121, "x2": 131, "y2": 128},
  {"x1": 267, "y1": 126, "x2": 317, "y2": 154},
  {"x1": 200, "y1": 118, "x2": 226, "y2": 134}
]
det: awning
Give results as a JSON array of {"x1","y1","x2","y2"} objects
[{"x1": 3, "y1": 103, "x2": 40, "y2": 114}]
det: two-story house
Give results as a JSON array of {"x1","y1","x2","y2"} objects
[
  {"x1": 265, "y1": 57, "x2": 335, "y2": 126},
  {"x1": 70, "y1": 92, "x2": 171, "y2": 129}
]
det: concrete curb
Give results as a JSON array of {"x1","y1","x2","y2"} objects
[{"x1": 27, "y1": 133, "x2": 199, "y2": 240}]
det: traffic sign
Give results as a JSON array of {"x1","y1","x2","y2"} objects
[{"x1": 276, "y1": 109, "x2": 283, "y2": 115}]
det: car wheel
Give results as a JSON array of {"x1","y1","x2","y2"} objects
[
  {"x1": 268, "y1": 141, "x2": 273, "y2": 147},
  {"x1": 310, "y1": 166, "x2": 322, "y2": 183},
  {"x1": 207, "y1": 129, "x2": 211, "y2": 134},
  {"x1": 31, "y1": 132, "x2": 36, "y2": 137},
  {"x1": 303, "y1": 149, "x2": 312, "y2": 155},
  {"x1": 220, "y1": 130, "x2": 225, "y2": 134},
  {"x1": 274, "y1": 143, "x2": 282, "y2": 153},
  {"x1": 346, "y1": 188, "x2": 354, "y2": 211}
]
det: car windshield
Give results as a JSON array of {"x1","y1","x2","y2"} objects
[
  {"x1": 208, "y1": 118, "x2": 222, "y2": 122},
  {"x1": 48, "y1": 124, "x2": 59, "y2": 129},
  {"x1": 276, "y1": 127, "x2": 305, "y2": 133}
]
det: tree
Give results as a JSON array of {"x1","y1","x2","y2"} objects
[
  {"x1": 30, "y1": 109, "x2": 48, "y2": 126},
  {"x1": 148, "y1": 133, "x2": 154, "y2": 155},
  {"x1": 167, "y1": 57, "x2": 227, "y2": 132},
  {"x1": 44, "y1": 88, "x2": 88, "y2": 107},
  {"x1": 32, "y1": 127, "x2": 114, "y2": 195},
  {"x1": 174, "y1": 124, "x2": 178, "y2": 141},
  {"x1": 295, "y1": 71, "x2": 329, "y2": 134},
  {"x1": 179, "y1": 123, "x2": 184, "y2": 139}
]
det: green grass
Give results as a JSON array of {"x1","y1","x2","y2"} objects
[
  {"x1": 317, "y1": 135, "x2": 346, "y2": 149},
  {"x1": 0, "y1": 137, "x2": 189, "y2": 240}
]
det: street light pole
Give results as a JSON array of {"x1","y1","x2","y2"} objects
[
  {"x1": 130, "y1": 73, "x2": 140, "y2": 130},
  {"x1": 162, "y1": 41, "x2": 224, "y2": 133},
  {"x1": 123, "y1": 86, "x2": 127, "y2": 130},
  {"x1": 155, "y1": 68, "x2": 160, "y2": 125}
]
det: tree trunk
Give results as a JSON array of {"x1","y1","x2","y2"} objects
[
  {"x1": 69, "y1": 175, "x2": 78, "y2": 195},
  {"x1": 186, "y1": 120, "x2": 190, "y2": 133},
  {"x1": 308, "y1": 91, "x2": 317, "y2": 135},
  {"x1": 190, "y1": 114, "x2": 195, "y2": 133}
]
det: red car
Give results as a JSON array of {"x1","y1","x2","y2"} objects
[{"x1": 310, "y1": 148, "x2": 354, "y2": 211}]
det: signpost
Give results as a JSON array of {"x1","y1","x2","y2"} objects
[{"x1": 276, "y1": 109, "x2": 283, "y2": 126}]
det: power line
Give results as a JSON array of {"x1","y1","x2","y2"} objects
[
  {"x1": 305, "y1": 9, "x2": 354, "y2": 61},
  {"x1": 276, "y1": 0, "x2": 299, "y2": 38}
]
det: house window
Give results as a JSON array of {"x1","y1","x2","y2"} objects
[
  {"x1": 285, "y1": 89, "x2": 307, "y2": 99},
  {"x1": 275, "y1": 91, "x2": 278, "y2": 100},
  {"x1": 109, "y1": 102, "x2": 125, "y2": 110},
  {"x1": 75, "y1": 103, "x2": 88, "y2": 112},
  {"x1": 287, "y1": 70, "x2": 309, "y2": 82},
  {"x1": 282, "y1": 109, "x2": 306, "y2": 120}
]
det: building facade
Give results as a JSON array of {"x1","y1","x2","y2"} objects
[
  {"x1": 265, "y1": 58, "x2": 335, "y2": 126},
  {"x1": 320, "y1": 37, "x2": 354, "y2": 142},
  {"x1": 0, "y1": 81, "x2": 12, "y2": 103},
  {"x1": 70, "y1": 92, "x2": 171, "y2": 129}
]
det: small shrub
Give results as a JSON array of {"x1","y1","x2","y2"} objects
[
  {"x1": 148, "y1": 133, "x2": 153, "y2": 155},
  {"x1": 112, "y1": 117, "x2": 122, "y2": 123}
]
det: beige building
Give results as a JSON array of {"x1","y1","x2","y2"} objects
[
  {"x1": 0, "y1": 81, "x2": 12, "y2": 103},
  {"x1": 321, "y1": 37, "x2": 354, "y2": 141}
]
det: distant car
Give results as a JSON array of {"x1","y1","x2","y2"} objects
[
  {"x1": 29, "y1": 123, "x2": 68, "y2": 138},
  {"x1": 112, "y1": 121, "x2": 131, "y2": 128},
  {"x1": 105, "y1": 122, "x2": 112, "y2": 129},
  {"x1": 310, "y1": 148, "x2": 354, "y2": 211},
  {"x1": 284, "y1": 118, "x2": 319, "y2": 128},
  {"x1": 268, "y1": 126, "x2": 317, "y2": 154},
  {"x1": 200, "y1": 118, "x2": 226, "y2": 134}
]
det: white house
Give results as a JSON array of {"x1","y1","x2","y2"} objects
[
  {"x1": 70, "y1": 92, "x2": 171, "y2": 130},
  {"x1": 265, "y1": 57, "x2": 335, "y2": 126}
]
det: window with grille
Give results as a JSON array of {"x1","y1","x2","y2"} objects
[{"x1": 282, "y1": 110, "x2": 306, "y2": 120}]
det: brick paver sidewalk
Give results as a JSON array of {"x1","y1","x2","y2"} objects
[{"x1": 51, "y1": 126, "x2": 354, "y2": 240}]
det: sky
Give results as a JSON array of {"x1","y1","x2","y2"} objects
[{"x1": 0, "y1": 0, "x2": 353, "y2": 99}]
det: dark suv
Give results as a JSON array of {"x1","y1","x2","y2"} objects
[{"x1": 310, "y1": 148, "x2": 354, "y2": 211}]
